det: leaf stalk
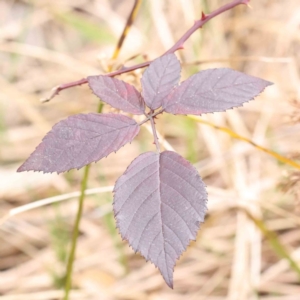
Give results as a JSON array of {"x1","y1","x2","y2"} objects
[{"x1": 150, "y1": 115, "x2": 161, "y2": 153}]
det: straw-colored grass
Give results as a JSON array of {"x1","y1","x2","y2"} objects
[{"x1": 1, "y1": 0, "x2": 300, "y2": 299}]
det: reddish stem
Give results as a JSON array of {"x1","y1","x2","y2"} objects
[
  {"x1": 138, "y1": 108, "x2": 165, "y2": 126},
  {"x1": 41, "y1": 62, "x2": 152, "y2": 103},
  {"x1": 41, "y1": 0, "x2": 249, "y2": 102},
  {"x1": 150, "y1": 116, "x2": 160, "y2": 153},
  {"x1": 41, "y1": 78, "x2": 88, "y2": 102},
  {"x1": 166, "y1": 0, "x2": 249, "y2": 54}
]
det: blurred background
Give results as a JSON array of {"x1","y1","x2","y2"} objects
[{"x1": 1, "y1": 0, "x2": 300, "y2": 299}]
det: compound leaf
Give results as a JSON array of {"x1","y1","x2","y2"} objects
[
  {"x1": 113, "y1": 151, "x2": 207, "y2": 288},
  {"x1": 141, "y1": 53, "x2": 181, "y2": 110},
  {"x1": 163, "y1": 68, "x2": 273, "y2": 115},
  {"x1": 88, "y1": 75, "x2": 145, "y2": 114},
  {"x1": 18, "y1": 113, "x2": 139, "y2": 173}
]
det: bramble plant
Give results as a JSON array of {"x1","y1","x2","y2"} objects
[{"x1": 17, "y1": 0, "x2": 272, "y2": 289}]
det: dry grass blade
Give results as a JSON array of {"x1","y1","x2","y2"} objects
[
  {"x1": 111, "y1": 0, "x2": 143, "y2": 60},
  {"x1": 1, "y1": 0, "x2": 300, "y2": 298},
  {"x1": 240, "y1": 207, "x2": 300, "y2": 281},
  {"x1": 188, "y1": 116, "x2": 300, "y2": 170},
  {"x1": 0, "y1": 42, "x2": 99, "y2": 74},
  {"x1": 0, "y1": 290, "x2": 90, "y2": 300},
  {"x1": 0, "y1": 186, "x2": 114, "y2": 227},
  {"x1": 184, "y1": 56, "x2": 294, "y2": 65}
]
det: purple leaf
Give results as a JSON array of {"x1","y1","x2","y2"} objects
[
  {"x1": 163, "y1": 68, "x2": 273, "y2": 115},
  {"x1": 141, "y1": 53, "x2": 181, "y2": 110},
  {"x1": 88, "y1": 75, "x2": 145, "y2": 115},
  {"x1": 113, "y1": 151, "x2": 207, "y2": 288},
  {"x1": 18, "y1": 113, "x2": 139, "y2": 174}
]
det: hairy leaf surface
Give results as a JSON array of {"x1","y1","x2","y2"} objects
[
  {"x1": 88, "y1": 75, "x2": 145, "y2": 114},
  {"x1": 113, "y1": 151, "x2": 207, "y2": 288},
  {"x1": 18, "y1": 113, "x2": 139, "y2": 173},
  {"x1": 163, "y1": 68, "x2": 272, "y2": 115},
  {"x1": 141, "y1": 53, "x2": 181, "y2": 110}
]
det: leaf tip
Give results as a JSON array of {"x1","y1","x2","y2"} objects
[
  {"x1": 165, "y1": 278, "x2": 174, "y2": 289},
  {"x1": 16, "y1": 165, "x2": 24, "y2": 173}
]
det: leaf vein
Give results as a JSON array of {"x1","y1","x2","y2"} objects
[
  {"x1": 115, "y1": 170, "x2": 158, "y2": 217},
  {"x1": 162, "y1": 199, "x2": 195, "y2": 235},
  {"x1": 135, "y1": 212, "x2": 159, "y2": 250},
  {"x1": 124, "y1": 187, "x2": 159, "y2": 237},
  {"x1": 164, "y1": 223, "x2": 185, "y2": 249}
]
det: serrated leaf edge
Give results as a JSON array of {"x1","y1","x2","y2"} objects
[{"x1": 112, "y1": 151, "x2": 208, "y2": 288}]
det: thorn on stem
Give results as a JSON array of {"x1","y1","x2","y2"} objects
[{"x1": 201, "y1": 12, "x2": 206, "y2": 20}]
